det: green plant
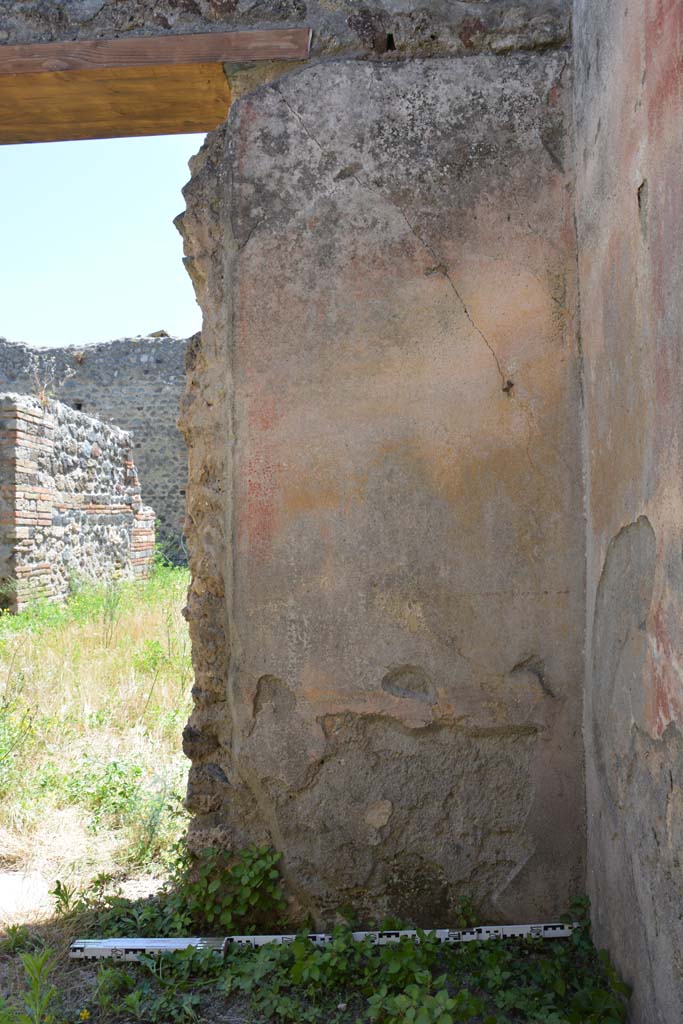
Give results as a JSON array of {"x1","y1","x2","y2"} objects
[
  {"x1": 367, "y1": 979, "x2": 491, "y2": 1023},
  {"x1": 100, "y1": 579, "x2": 123, "y2": 647},
  {"x1": 50, "y1": 879, "x2": 82, "y2": 916},
  {"x1": 0, "y1": 565, "x2": 192, "y2": 928},
  {"x1": 446, "y1": 899, "x2": 630, "y2": 1024},
  {"x1": 133, "y1": 638, "x2": 168, "y2": 676},
  {"x1": 0, "y1": 926, "x2": 36, "y2": 955},
  {"x1": 93, "y1": 949, "x2": 222, "y2": 1024},
  {"x1": 53, "y1": 844, "x2": 288, "y2": 946},
  {"x1": 0, "y1": 678, "x2": 33, "y2": 798},
  {"x1": 174, "y1": 844, "x2": 287, "y2": 934},
  {"x1": 17, "y1": 948, "x2": 58, "y2": 1024},
  {"x1": 0, "y1": 999, "x2": 17, "y2": 1024},
  {"x1": 94, "y1": 965, "x2": 135, "y2": 1015},
  {"x1": 65, "y1": 756, "x2": 143, "y2": 830},
  {"x1": 126, "y1": 785, "x2": 188, "y2": 869},
  {"x1": 41, "y1": 892, "x2": 628, "y2": 1024},
  {"x1": 377, "y1": 931, "x2": 442, "y2": 990},
  {"x1": 452, "y1": 895, "x2": 477, "y2": 929},
  {"x1": 121, "y1": 989, "x2": 148, "y2": 1021},
  {"x1": 152, "y1": 533, "x2": 175, "y2": 570}
]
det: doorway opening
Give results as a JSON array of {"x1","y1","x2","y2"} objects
[{"x1": 0, "y1": 129, "x2": 204, "y2": 922}]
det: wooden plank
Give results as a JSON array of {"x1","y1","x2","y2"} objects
[
  {"x1": 0, "y1": 63, "x2": 232, "y2": 143},
  {"x1": 0, "y1": 29, "x2": 311, "y2": 75}
]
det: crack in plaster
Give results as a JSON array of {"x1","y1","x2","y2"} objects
[
  {"x1": 356, "y1": 186, "x2": 511, "y2": 392},
  {"x1": 275, "y1": 86, "x2": 511, "y2": 393}
]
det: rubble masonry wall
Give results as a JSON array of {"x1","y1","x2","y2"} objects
[
  {"x1": 0, "y1": 393, "x2": 154, "y2": 611},
  {"x1": 0, "y1": 336, "x2": 188, "y2": 563}
]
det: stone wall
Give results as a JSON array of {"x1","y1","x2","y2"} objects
[
  {"x1": 2, "y1": 0, "x2": 586, "y2": 931},
  {"x1": 178, "y1": 48, "x2": 586, "y2": 928},
  {"x1": 0, "y1": 336, "x2": 188, "y2": 563},
  {"x1": 573, "y1": 1, "x2": 683, "y2": 1020},
  {"x1": 1, "y1": 2, "x2": 571, "y2": 60},
  {"x1": 9, "y1": 7, "x2": 683, "y2": 1019},
  {"x1": 0, "y1": 393, "x2": 154, "y2": 612}
]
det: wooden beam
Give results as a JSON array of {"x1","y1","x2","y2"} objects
[
  {"x1": 0, "y1": 29, "x2": 311, "y2": 75},
  {"x1": 0, "y1": 29, "x2": 310, "y2": 144},
  {"x1": 0, "y1": 64, "x2": 232, "y2": 143}
]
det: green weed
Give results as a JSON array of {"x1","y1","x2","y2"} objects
[
  {"x1": 55, "y1": 844, "x2": 288, "y2": 941},
  {"x1": 31, "y1": 843, "x2": 631, "y2": 1024},
  {"x1": 0, "y1": 678, "x2": 33, "y2": 798},
  {"x1": 367, "y1": 979, "x2": 492, "y2": 1023},
  {"x1": 0, "y1": 948, "x2": 59, "y2": 1024},
  {"x1": 82, "y1": 903, "x2": 628, "y2": 1024},
  {"x1": 0, "y1": 926, "x2": 37, "y2": 956},
  {"x1": 65, "y1": 757, "x2": 142, "y2": 830}
]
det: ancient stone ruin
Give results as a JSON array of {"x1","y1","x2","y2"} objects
[
  {"x1": 2, "y1": 1, "x2": 682, "y2": 1020},
  {"x1": 0, "y1": 335, "x2": 188, "y2": 564},
  {"x1": 0, "y1": 393, "x2": 154, "y2": 612},
  {"x1": 180, "y1": 44, "x2": 584, "y2": 932}
]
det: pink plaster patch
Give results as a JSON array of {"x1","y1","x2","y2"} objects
[
  {"x1": 646, "y1": 0, "x2": 683, "y2": 134},
  {"x1": 646, "y1": 603, "x2": 683, "y2": 737},
  {"x1": 244, "y1": 395, "x2": 283, "y2": 557}
]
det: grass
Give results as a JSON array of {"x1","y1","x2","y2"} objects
[
  {"x1": 0, "y1": 567, "x2": 630, "y2": 1024},
  {"x1": 0, "y1": 563, "x2": 192, "y2": 916}
]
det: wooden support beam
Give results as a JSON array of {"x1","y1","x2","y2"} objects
[
  {"x1": 0, "y1": 64, "x2": 232, "y2": 143},
  {"x1": 0, "y1": 29, "x2": 311, "y2": 144},
  {"x1": 0, "y1": 29, "x2": 311, "y2": 75}
]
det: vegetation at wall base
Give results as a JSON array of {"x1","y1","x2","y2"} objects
[
  {"x1": 0, "y1": 568, "x2": 630, "y2": 1023},
  {"x1": 1, "y1": 872, "x2": 629, "y2": 1024}
]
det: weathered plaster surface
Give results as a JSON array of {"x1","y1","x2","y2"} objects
[
  {"x1": 179, "y1": 52, "x2": 585, "y2": 925},
  {"x1": 574, "y1": 0, "x2": 683, "y2": 1019},
  {"x1": 6, "y1": 0, "x2": 682, "y2": 1006},
  {"x1": 0, "y1": 1, "x2": 570, "y2": 59}
]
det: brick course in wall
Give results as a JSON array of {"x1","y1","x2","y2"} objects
[
  {"x1": 0, "y1": 335, "x2": 188, "y2": 563},
  {"x1": 0, "y1": 393, "x2": 154, "y2": 611}
]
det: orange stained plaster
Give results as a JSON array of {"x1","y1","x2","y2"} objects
[{"x1": 244, "y1": 393, "x2": 284, "y2": 557}]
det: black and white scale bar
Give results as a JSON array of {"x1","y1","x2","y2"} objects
[
  {"x1": 70, "y1": 937, "x2": 226, "y2": 961},
  {"x1": 70, "y1": 923, "x2": 575, "y2": 962}
]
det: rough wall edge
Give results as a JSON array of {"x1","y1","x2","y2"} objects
[
  {"x1": 226, "y1": 45, "x2": 575, "y2": 111},
  {"x1": 176, "y1": 127, "x2": 234, "y2": 829},
  {"x1": 175, "y1": 99, "x2": 340, "y2": 924}
]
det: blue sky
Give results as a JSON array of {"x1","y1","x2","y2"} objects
[{"x1": 0, "y1": 134, "x2": 205, "y2": 348}]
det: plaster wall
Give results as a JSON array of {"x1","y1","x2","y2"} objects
[
  {"x1": 573, "y1": 1, "x2": 683, "y2": 1019},
  {"x1": 178, "y1": 51, "x2": 586, "y2": 925},
  {"x1": 3, "y1": 0, "x2": 683, "y2": 1010},
  {"x1": 3, "y1": 0, "x2": 587, "y2": 935}
]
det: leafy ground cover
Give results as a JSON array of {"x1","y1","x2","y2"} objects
[
  {"x1": 0, "y1": 855, "x2": 629, "y2": 1024},
  {"x1": 0, "y1": 569, "x2": 630, "y2": 1024}
]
